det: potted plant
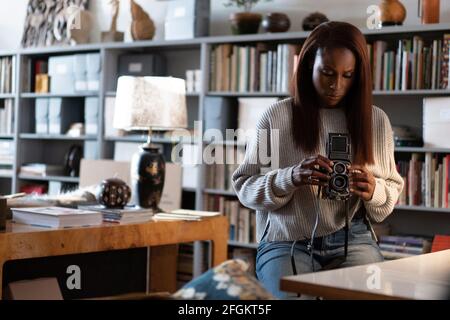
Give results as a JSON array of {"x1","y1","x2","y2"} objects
[{"x1": 224, "y1": 0, "x2": 272, "y2": 35}]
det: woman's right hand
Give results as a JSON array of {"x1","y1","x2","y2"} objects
[{"x1": 292, "y1": 155, "x2": 334, "y2": 187}]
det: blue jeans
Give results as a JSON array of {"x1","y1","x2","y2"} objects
[{"x1": 256, "y1": 217, "x2": 384, "y2": 299}]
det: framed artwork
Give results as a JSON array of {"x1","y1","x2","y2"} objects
[{"x1": 21, "y1": 0, "x2": 89, "y2": 48}]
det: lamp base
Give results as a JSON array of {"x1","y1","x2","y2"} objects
[{"x1": 131, "y1": 144, "x2": 165, "y2": 212}]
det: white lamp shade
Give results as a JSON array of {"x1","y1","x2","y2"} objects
[{"x1": 113, "y1": 76, "x2": 188, "y2": 130}]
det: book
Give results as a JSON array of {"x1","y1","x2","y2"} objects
[
  {"x1": 153, "y1": 209, "x2": 220, "y2": 221},
  {"x1": 11, "y1": 206, "x2": 102, "y2": 228},
  {"x1": 77, "y1": 204, "x2": 153, "y2": 224},
  {"x1": 170, "y1": 209, "x2": 221, "y2": 217}
]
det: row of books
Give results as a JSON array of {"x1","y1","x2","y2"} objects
[
  {"x1": 0, "y1": 99, "x2": 14, "y2": 135},
  {"x1": 205, "y1": 162, "x2": 239, "y2": 191},
  {"x1": 0, "y1": 140, "x2": 14, "y2": 165},
  {"x1": 0, "y1": 56, "x2": 15, "y2": 93},
  {"x1": 368, "y1": 34, "x2": 450, "y2": 91},
  {"x1": 19, "y1": 163, "x2": 65, "y2": 177},
  {"x1": 209, "y1": 43, "x2": 301, "y2": 93},
  {"x1": 396, "y1": 153, "x2": 450, "y2": 208},
  {"x1": 378, "y1": 235, "x2": 432, "y2": 259},
  {"x1": 204, "y1": 194, "x2": 256, "y2": 244}
]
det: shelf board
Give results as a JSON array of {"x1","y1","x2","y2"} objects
[
  {"x1": 0, "y1": 134, "x2": 14, "y2": 139},
  {"x1": 395, "y1": 147, "x2": 450, "y2": 153},
  {"x1": 105, "y1": 91, "x2": 200, "y2": 97},
  {"x1": 20, "y1": 134, "x2": 97, "y2": 141},
  {"x1": 20, "y1": 43, "x2": 101, "y2": 55},
  {"x1": 207, "y1": 91, "x2": 289, "y2": 97},
  {"x1": 105, "y1": 135, "x2": 196, "y2": 144},
  {"x1": 0, "y1": 93, "x2": 15, "y2": 99},
  {"x1": 206, "y1": 24, "x2": 450, "y2": 44},
  {"x1": 0, "y1": 172, "x2": 13, "y2": 179},
  {"x1": 207, "y1": 89, "x2": 450, "y2": 97},
  {"x1": 203, "y1": 140, "x2": 247, "y2": 147},
  {"x1": 373, "y1": 89, "x2": 450, "y2": 96},
  {"x1": 21, "y1": 92, "x2": 98, "y2": 98},
  {"x1": 203, "y1": 189, "x2": 236, "y2": 197},
  {"x1": 394, "y1": 205, "x2": 450, "y2": 213},
  {"x1": 103, "y1": 38, "x2": 203, "y2": 50},
  {"x1": 18, "y1": 175, "x2": 80, "y2": 183},
  {"x1": 228, "y1": 240, "x2": 258, "y2": 249}
]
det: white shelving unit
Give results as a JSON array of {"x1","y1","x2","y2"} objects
[{"x1": 0, "y1": 23, "x2": 448, "y2": 277}]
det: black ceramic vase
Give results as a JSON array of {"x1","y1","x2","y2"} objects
[{"x1": 131, "y1": 145, "x2": 165, "y2": 212}]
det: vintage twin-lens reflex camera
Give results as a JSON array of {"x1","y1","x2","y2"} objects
[{"x1": 322, "y1": 133, "x2": 352, "y2": 201}]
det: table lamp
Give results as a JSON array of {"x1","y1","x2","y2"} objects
[{"x1": 113, "y1": 76, "x2": 187, "y2": 212}]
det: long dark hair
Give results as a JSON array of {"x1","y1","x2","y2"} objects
[{"x1": 290, "y1": 21, "x2": 374, "y2": 165}]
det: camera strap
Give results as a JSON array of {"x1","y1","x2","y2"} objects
[{"x1": 344, "y1": 199, "x2": 349, "y2": 257}]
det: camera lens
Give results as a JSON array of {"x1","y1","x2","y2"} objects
[
  {"x1": 334, "y1": 162, "x2": 346, "y2": 174},
  {"x1": 331, "y1": 176, "x2": 347, "y2": 190}
]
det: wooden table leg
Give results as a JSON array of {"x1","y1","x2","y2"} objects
[
  {"x1": 210, "y1": 227, "x2": 229, "y2": 267},
  {"x1": 148, "y1": 245, "x2": 178, "y2": 294},
  {"x1": 0, "y1": 262, "x2": 3, "y2": 299}
]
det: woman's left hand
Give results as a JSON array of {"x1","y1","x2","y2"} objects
[{"x1": 348, "y1": 165, "x2": 376, "y2": 201}]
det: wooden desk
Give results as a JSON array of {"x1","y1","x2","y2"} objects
[
  {"x1": 0, "y1": 216, "x2": 228, "y2": 299},
  {"x1": 280, "y1": 250, "x2": 450, "y2": 300}
]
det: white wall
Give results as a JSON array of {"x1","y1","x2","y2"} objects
[{"x1": 0, "y1": 0, "x2": 449, "y2": 50}]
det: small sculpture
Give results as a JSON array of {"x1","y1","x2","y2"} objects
[
  {"x1": 97, "y1": 178, "x2": 131, "y2": 209},
  {"x1": 262, "y1": 12, "x2": 291, "y2": 33},
  {"x1": 302, "y1": 12, "x2": 329, "y2": 31},
  {"x1": 379, "y1": 0, "x2": 407, "y2": 26},
  {"x1": 130, "y1": 0, "x2": 155, "y2": 41},
  {"x1": 101, "y1": 0, "x2": 124, "y2": 42}
]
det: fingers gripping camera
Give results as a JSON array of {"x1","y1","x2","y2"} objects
[{"x1": 323, "y1": 133, "x2": 351, "y2": 201}]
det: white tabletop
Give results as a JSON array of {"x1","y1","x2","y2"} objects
[{"x1": 280, "y1": 249, "x2": 450, "y2": 300}]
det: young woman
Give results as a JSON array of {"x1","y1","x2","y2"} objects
[{"x1": 232, "y1": 21, "x2": 404, "y2": 298}]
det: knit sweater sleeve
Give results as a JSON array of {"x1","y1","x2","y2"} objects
[
  {"x1": 231, "y1": 107, "x2": 298, "y2": 212},
  {"x1": 363, "y1": 108, "x2": 404, "y2": 222}
]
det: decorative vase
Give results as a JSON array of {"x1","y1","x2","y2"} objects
[
  {"x1": 419, "y1": 0, "x2": 440, "y2": 24},
  {"x1": 97, "y1": 178, "x2": 131, "y2": 209},
  {"x1": 131, "y1": 145, "x2": 165, "y2": 212},
  {"x1": 302, "y1": 12, "x2": 329, "y2": 31},
  {"x1": 261, "y1": 13, "x2": 291, "y2": 33},
  {"x1": 130, "y1": 0, "x2": 155, "y2": 40},
  {"x1": 229, "y1": 12, "x2": 262, "y2": 35},
  {"x1": 379, "y1": 0, "x2": 407, "y2": 26}
]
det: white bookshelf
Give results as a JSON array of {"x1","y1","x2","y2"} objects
[{"x1": 0, "y1": 23, "x2": 448, "y2": 274}]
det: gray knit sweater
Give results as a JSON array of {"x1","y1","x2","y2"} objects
[{"x1": 231, "y1": 98, "x2": 404, "y2": 242}]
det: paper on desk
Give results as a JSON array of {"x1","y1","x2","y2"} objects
[
  {"x1": 152, "y1": 213, "x2": 202, "y2": 221},
  {"x1": 170, "y1": 209, "x2": 221, "y2": 217}
]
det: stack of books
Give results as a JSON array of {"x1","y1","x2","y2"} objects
[
  {"x1": 78, "y1": 205, "x2": 153, "y2": 224},
  {"x1": 11, "y1": 206, "x2": 102, "y2": 228},
  {"x1": 19, "y1": 163, "x2": 65, "y2": 177},
  {"x1": 0, "y1": 99, "x2": 14, "y2": 135},
  {"x1": 0, "y1": 56, "x2": 15, "y2": 93},
  {"x1": 379, "y1": 235, "x2": 432, "y2": 259}
]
